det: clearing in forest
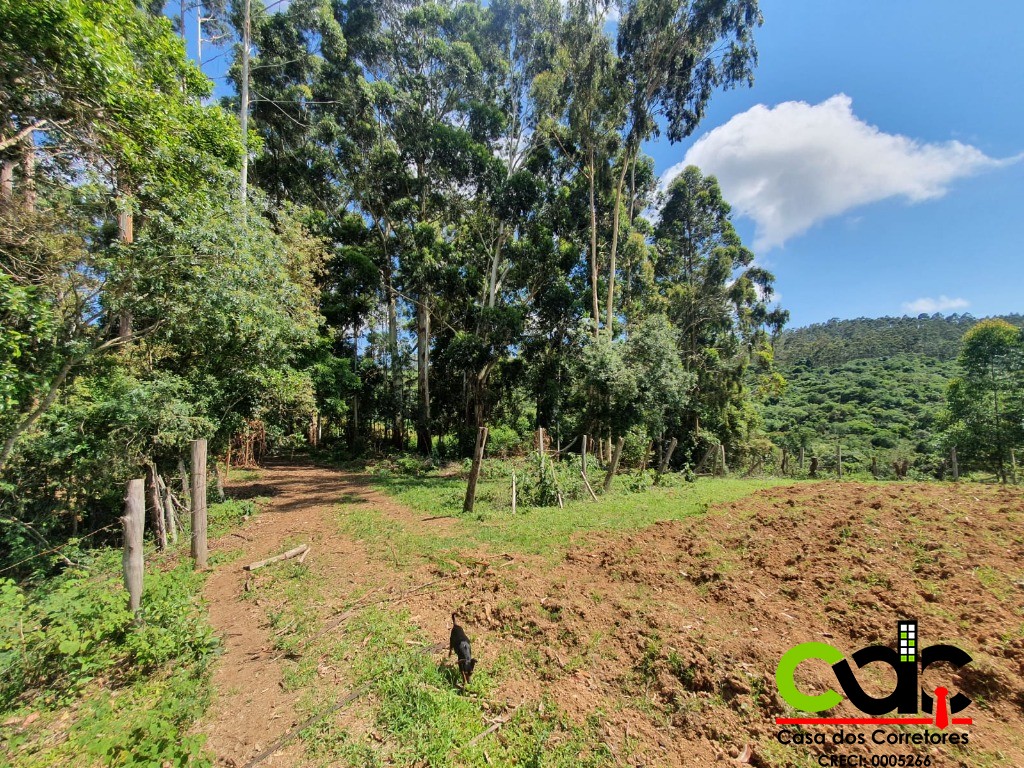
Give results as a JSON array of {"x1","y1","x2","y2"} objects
[{"x1": 200, "y1": 463, "x2": 1024, "y2": 768}]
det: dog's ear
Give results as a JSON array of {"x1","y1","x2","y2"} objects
[{"x1": 468, "y1": 658, "x2": 477, "y2": 671}]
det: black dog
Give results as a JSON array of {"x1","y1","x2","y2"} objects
[{"x1": 449, "y1": 613, "x2": 477, "y2": 686}]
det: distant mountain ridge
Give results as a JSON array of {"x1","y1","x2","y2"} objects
[
  {"x1": 761, "y1": 313, "x2": 1024, "y2": 470},
  {"x1": 775, "y1": 313, "x2": 1024, "y2": 368}
]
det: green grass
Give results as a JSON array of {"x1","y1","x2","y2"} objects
[
  {"x1": 360, "y1": 464, "x2": 791, "y2": 562},
  {"x1": 244, "y1": 553, "x2": 617, "y2": 767},
  {"x1": 0, "y1": 497, "x2": 257, "y2": 767}
]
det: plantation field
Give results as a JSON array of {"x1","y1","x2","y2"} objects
[{"x1": 194, "y1": 463, "x2": 1024, "y2": 768}]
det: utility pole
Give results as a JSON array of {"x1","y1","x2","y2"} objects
[{"x1": 239, "y1": 0, "x2": 250, "y2": 205}]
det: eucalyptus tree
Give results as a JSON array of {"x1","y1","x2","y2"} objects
[
  {"x1": 236, "y1": 0, "x2": 347, "y2": 210},
  {"x1": 336, "y1": 0, "x2": 492, "y2": 453},
  {"x1": 609, "y1": 0, "x2": 762, "y2": 337},
  {"x1": 535, "y1": 0, "x2": 625, "y2": 338},
  {"x1": 654, "y1": 165, "x2": 786, "y2": 457},
  {"x1": 437, "y1": 0, "x2": 564, "y2": 444}
]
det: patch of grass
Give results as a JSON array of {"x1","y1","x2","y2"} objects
[
  {"x1": 367, "y1": 466, "x2": 790, "y2": 562},
  {"x1": 297, "y1": 606, "x2": 614, "y2": 767},
  {"x1": 207, "y1": 498, "x2": 258, "y2": 537},
  {"x1": 241, "y1": 555, "x2": 621, "y2": 767},
  {"x1": 0, "y1": 549, "x2": 218, "y2": 766}
]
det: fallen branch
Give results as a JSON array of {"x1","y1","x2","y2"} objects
[
  {"x1": 464, "y1": 705, "x2": 522, "y2": 749},
  {"x1": 243, "y1": 544, "x2": 309, "y2": 571}
]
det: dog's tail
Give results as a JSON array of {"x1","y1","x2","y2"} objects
[{"x1": 451, "y1": 612, "x2": 457, "y2": 626}]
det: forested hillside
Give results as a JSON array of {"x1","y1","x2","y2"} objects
[
  {"x1": 762, "y1": 314, "x2": 1024, "y2": 476},
  {"x1": 1, "y1": 0, "x2": 791, "y2": 573},
  {"x1": 774, "y1": 313, "x2": 1024, "y2": 367}
]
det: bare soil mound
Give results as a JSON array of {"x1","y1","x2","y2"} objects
[{"x1": 409, "y1": 481, "x2": 1024, "y2": 766}]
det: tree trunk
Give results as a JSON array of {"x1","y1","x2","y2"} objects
[
  {"x1": 145, "y1": 462, "x2": 166, "y2": 550},
  {"x1": 118, "y1": 201, "x2": 134, "y2": 337},
  {"x1": 416, "y1": 301, "x2": 432, "y2": 455},
  {"x1": 0, "y1": 159, "x2": 13, "y2": 200},
  {"x1": 588, "y1": 149, "x2": 600, "y2": 338},
  {"x1": 657, "y1": 437, "x2": 678, "y2": 480},
  {"x1": 22, "y1": 142, "x2": 35, "y2": 211},
  {"x1": 463, "y1": 427, "x2": 488, "y2": 514},
  {"x1": 387, "y1": 276, "x2": 403, "y2": 449},
  {"x1": 603, "y1": 436, "x2": 625, "y2": 492},
  {"x1": 157, "y1": 474, "x2": 178, "y2": 545},
  {"x1": 606, "y1": 159, "x2": 630, "y2": 338},
  {"x1": 178, "y1": 458, "x2": 192, "y2": 511}
]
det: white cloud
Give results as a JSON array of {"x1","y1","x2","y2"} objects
[
  {"x1": 662, "y1": 94, "x2": 1019, "y2": 250},
  {"x1": 901, "y1": 295, "x2": 970, "y2": 314}
]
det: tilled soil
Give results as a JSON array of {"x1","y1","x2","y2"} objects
[{"x1": 199, "y1": 466, "x2": 1024, "y2": 767}]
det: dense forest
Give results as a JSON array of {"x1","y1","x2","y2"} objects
[{"x1": 1, "y1": 0, "x2": 792, "y2": 568}]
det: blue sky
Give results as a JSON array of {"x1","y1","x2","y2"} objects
[
  {"x1": 185, "y1": 0, "x2": 1023, "y2": 328},
  {"x1": 648, "y1": 0, "x2": 1024, "y2": 326}
]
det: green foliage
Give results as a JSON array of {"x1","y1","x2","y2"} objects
[
  {"x1": 0, "y1": 553, "x2": 215, "y2": 709},
  {"x1": 775, "y1": 314, "x2": 1024, "y2": 368},
  {"x1": 0, "y1": 548, "x2": 219, "y2": 766},
  {"x1": 762, "y1": 354, "x2": 954, "y2": 474},
  {"x1": 942, "y1": 319, "x2": 1024, "y2": 480}
]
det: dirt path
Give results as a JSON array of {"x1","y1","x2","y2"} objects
[
  {"x1": 197, "y1": 462, "x2": 441, "y2": 767},
  {"x1": 196, "y1": 466, "x2": 1024, "y2": 768}
]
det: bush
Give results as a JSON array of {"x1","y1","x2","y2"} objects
[{"x1": 0, "y1": 552, "x2": 216, "y2": 710}]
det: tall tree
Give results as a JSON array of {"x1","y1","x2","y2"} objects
[
  {"x1": 654, "y1": 165, "x2": 786, "y2": 457},
  {"x1": 944, "y1": 319, "x2": 1024, "y2": 482}
]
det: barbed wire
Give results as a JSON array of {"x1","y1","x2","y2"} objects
[{"x1": 0, "y1": 522, "x2": 120, "y2": 577}]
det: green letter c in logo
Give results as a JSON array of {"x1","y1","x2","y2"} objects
[{"x1": 776, "y1": 642, "x2": 844, "y2": 712}]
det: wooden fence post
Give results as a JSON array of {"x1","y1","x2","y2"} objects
[
  {"x1": 781, "y1": 448, "x2": 788, "y2": 475},
  {"x1": 719, "y1": 444, "x2": 728, "y2": 476},
  {"x1": 511, "y1": 470, "x2": 517, "y2": 514},
  {"x1": 799, "y1": 446, "x2": 805, "y2": 471},
  {"x1": 809, "y1": 456, "x2": 818, "y2": 478},
  {"x1": 179, "y1": 458, "x2": 192, "y2": 512},
  {"x1": 463, "y1": 426, "x2": 488, "y2": 514},
  {"x1": 581, "y1": 434, "x2": 588, "y2": 479},
  {"x1": 145, "y1": 462, "x2": 166, "y2": 551},
  {"x1": 1009, "y1": 448, "x2": 1017, "y2": 484},
  {"x1": 122, "y1": 479, "x2": 145, "y2": 620},
  {"x1": 215, "y1": 462, "x2": 226, "y2": 503},
  {"x1": 603, "y1": 436, "x2": 625, "y2": 492},
  {"x1": 190, "y1": 439, "x2": 208, "y2": 569},
  {"x1": 837, "y1": 443, "x2": 843, "y2": 479},
  {"x1": 157, "y1": 474, "x2": 178, "y2": 545},
  {"x1": 657, "y1": 437, "x2": 678, "y2": 481},
  {"x1": 950, "y1": 447, "x2": 959, "y2": 482}
]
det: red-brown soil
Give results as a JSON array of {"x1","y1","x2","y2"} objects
[
  {"x1": 197, "y1": 463, "x2": 457, "y2": 766},
  {"x1": 200, "y1": 465, "x2": 1024, "y2": 767}
]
